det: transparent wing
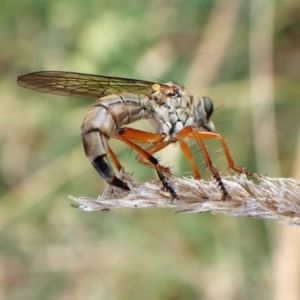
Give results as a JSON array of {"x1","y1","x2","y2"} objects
[{"x1": 17, "y1": 71, "x2": 155, "y2": 99}]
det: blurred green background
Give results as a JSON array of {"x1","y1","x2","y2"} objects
[{"x1": 1, "y1": 0, "x2": 300, "y2": 299}]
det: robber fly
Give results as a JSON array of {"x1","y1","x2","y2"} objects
[{"x1": 17, "y1": 71, "x2": 251, "y2": 200}]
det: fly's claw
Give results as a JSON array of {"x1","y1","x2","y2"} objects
[
  {"x1": 242, "y1": 169, "x2": 253, "y2": 177},
  {"x1": 161, "y1": 178, "x2": 177, "y2": 200},
  {"x1": 231, "y1": 166, "x2": 253, "y2": 177},
  {"x1": 213, "y1": 173, "x2": 229, "y2": 201}
]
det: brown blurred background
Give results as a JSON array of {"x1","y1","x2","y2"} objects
[{"x1": 1, "y1": 0, "x2": 300, "y2": 299}]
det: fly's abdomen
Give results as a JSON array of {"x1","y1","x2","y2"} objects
[
  {"x1": 81, "y1": 102, "x2": 118, "y2": 140},
  {"x1": 80, "y1": 93, "x2": 149, "y2": 190}
]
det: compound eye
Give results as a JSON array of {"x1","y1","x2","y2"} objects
[{"x1": 202, "y1": 97, "x2": 214, "y2": 119}]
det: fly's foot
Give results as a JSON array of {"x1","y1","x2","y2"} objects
[
  {"x1": 231, "y1": 166, "x2": 253, "y2": 177},
  {"x1": 161, "y1": 178, "x2": 177, "y2": 200},
  {"x1": 213, "y1": 173, "x2": 229, "y2": 201},
  {"x1": 220, "y1": 185, "x2": 230, "y2": 201}
]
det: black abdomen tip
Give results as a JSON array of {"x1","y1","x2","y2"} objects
[
  {"x1": 111, "y1": 176, "x2": 131, "y2": 191},
  {"x1": 91, "y1": 155, "x2": 131, "y2": 191}
]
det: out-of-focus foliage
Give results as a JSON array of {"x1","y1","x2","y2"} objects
[{"x1": 1, "y1": 0, "x2": 300, "y2": 299}]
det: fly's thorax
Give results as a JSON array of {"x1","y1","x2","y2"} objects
[
  {"x1": 81, "y1": 93, "x2": 151, "y2": 137},
  {"x1": 148, "y1": 91, "x2": 216, "y2": 141},
  {"x1": 148, "y1": 104, "x2": 173, "y2": 140},
  {"x1": 150, "y1": 82, "x2": 187, "y2": 106},
  {"x1": 148, "y1": 87, "x2": 195, "y2": 141}
]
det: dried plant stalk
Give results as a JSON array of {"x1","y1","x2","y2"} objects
[{"x1": 69, "y1": 170, "x2": 300, "y2": 226}]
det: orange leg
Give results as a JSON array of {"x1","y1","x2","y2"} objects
[
  {"x1": 179, "y1": 140, "x2": 201, "y2": 179},
  {"x1": 186, "y1": 131, "x2": 252, "y2": 176},
  {"x1": 112, "y1": 128, "x2": 171, "y2": 175},
  {"x1": 176, "y1": 126, "x2": 252, "y2": 200},
  {"x1": 136, "y1": 141, "x2": 171, "y2": 175},
  {"x1": 112, "y1": 128, "x2": 163, "y2": 143},
  {"x1": 113, "y1": 128, "x2": 177, "y2": 199},
  {"x1": 108, "y1": 146, "x2": 122, "y2": 172},
  {"x1": 136, "y1": 139, "x2": 201, "y2": 179}
]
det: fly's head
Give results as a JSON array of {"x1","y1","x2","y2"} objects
[{"x1": 194, "y1": 96, "x2": 215, "y2": 132}]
